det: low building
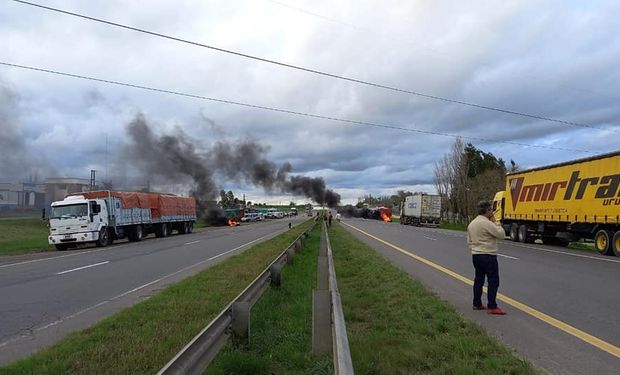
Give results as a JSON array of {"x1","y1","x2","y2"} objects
[
  {"x1": 45, "y1": 178, "x2": 92, "y2": 208},
  {"x1": 0, "y1": 182, "x2": 46, "y2": 212}
]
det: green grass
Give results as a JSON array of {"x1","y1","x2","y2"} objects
[
  {"x1": 0, "y1": 221, "x2": 314, "y2": 375},
  {"x1": 329, "y1": 223, "x2": 536, "y2": 374},
  {"x1": 207, "y1": 225, "x2": 331, "y2": 375},
  {"x1": 439, "y1": 221, "x2": 468, "y2": 231},
  {"x1": 0, "y1": 218, "x2": 53, "y2": 256},
  {"x1": 568, "y1": 241, "x2": 595, "y2": 252}
]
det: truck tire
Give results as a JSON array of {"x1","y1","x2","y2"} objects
[
  {"x1": 509, "y1": 224, "x2": 519, "y2": 242},
  {"x1": 156, "y1": 223, "x2": 170, "y2": 238},
  {"x1": 55, "y1": 244, "x2": 68, "y2": 251},
  {"x1": 178, "y1": 222, "x2": 188, "y2": 235},
  {"x1": 128, "y1": 225, "x2": 143, "y2": 242},
  {"x1": 96, "y1": 228, "x2": 110, "y2": 247},
  {"x1": 612, "y1": 231, "x2": 620, "y2": 257},
  {"x1": 595, "y1": 230, "x2": 614, "y2": 255},
  {"x1": 518, "y1": 224, "x2": 532, "y2": 243},
  {"x1": 187, "y1": 222, "x2": 194, "y2": 234}
]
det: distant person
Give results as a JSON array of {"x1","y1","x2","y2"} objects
[
  {"x1": 328, "y1": 212, "x2": 333, "y2": 227},
  {"x1": 336, "y1": 212, "x2": 341, "y2": 222},
  {"x1": 288, "y1": 222, "x2": 292, "y2": 229},
  {"x1": 467, "y1": 200, "x2": 507, "y2": 315}
]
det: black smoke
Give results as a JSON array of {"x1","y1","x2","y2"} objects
[
  {"x1": 122, "y1": 114, "x2": 341, "y2": 217},
  {"x1": 0, "y1": 83, "x2": 48, "y2": 181}
]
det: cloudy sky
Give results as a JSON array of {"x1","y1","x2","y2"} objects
[{"x1": 1, "y1": 0, "x2": 619, "y2": 204}]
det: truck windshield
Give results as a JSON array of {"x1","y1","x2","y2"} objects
[{"x1": 51, "y1": 204, "x2": 88, "y2": 219}]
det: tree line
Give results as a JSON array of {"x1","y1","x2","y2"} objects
[{"x1": 434, "y1": 138, "x2": 518, "y2": 223}]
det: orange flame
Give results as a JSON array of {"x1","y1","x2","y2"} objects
[
  {"x1": 380, "y1": 211, "x2": 391, "y2": 222},
  {"x1": 228, "y1": 219, "x2": 240, "y2": 227}
]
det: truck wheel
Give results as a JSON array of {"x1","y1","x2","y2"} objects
[
  {"x1": 96, "y1": 228, "x2": 109, "y2": 247},
  {"x1": 518, "y1": 225, "x2": 532, "y2": 243},
  {"x1": 129, "y1": 225, "x2": 143, "y2": 242},
  {"x1": 187, "y1": 222, "x2": 194, "y2": 234},
  {"x1": 509, "y1": 224, "x2": 519, "y2": 242},
  {"x1": 595, "y1": 230, "x2": 614, "y2": 255},
  {"x1": 612, "y1": 231, "x2": 620, "y2": 257},
  {"x1": 178, "y1": 222, "x2": 187, "y2": 235},
  {"x1": 55, "y1": 244, "x2": 68, "y2": 251}
]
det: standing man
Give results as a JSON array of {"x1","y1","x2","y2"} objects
[
  {"x1": 328, "y1": 211, "x2": 333, "y2": 227},
  {"x1": 467, "y1": 200, "x2": 507, "y2": 315}
]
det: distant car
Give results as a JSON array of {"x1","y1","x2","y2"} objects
[{"x1": 241, "y1": 213, "x2": 260, "y2": 222}]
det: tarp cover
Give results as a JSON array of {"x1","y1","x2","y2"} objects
[{"x1": 79, "y1": 191, "x2": 196, "y2": 218}]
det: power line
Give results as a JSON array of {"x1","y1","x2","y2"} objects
[
  {"x1": 0, "y1": 61, "x2": 594, "y2": 154},
  {"x1": 10, "y1": 0, "x2": 618, "y2": 134}
]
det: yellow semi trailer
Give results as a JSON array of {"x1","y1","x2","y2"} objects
[{"x1": 493, "y1": 151, "x2": 620, "y2": 256}]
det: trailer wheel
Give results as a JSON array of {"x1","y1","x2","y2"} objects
[
  {"x1": 518, "y1": 225, "x2": 532, "y2": 243},
  {"x1": 612, "y1": 231, "x2": 620, "y2": 257},
  {"x1": 178, "y1": 222, "x2": 188, "y2": 235},
  {"x1": 128, "y1": 225, "x2": 143, "y2": 242},
  {"x1": 509, "y1": 224, "x2": 519, "y2": 242},
  {"x1": 187, "y1": 222, "x2": 194, "y2": 234},
  {"x1": 595, "y1": 230, "x2": 614, "y2": 255},
  {"x1": 156, "y1": 223, "x2": 170, "y2": 238},
  {"x1": 96, "y1": 228, "x2": 110, "y2": 247}
]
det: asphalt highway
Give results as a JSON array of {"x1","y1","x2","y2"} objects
[
  {"x1": 340, "y1": 218, "x2": 620, "y2": 375},
  {"x1": 0, "y1": 216, "x2": 307, "y2": 365}
]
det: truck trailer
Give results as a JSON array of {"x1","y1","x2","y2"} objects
[
  {"x1": 399, "y1": 194, "x2": 441, "y2": 226},
  {"x1": 48, "y1": 190, "x2": 196, "y2": 250},
  {"x1": 492, "y1": 151, "x2": 620, "y2": 256}
]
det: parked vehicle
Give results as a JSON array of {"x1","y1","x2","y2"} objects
[
  {"x1": 290, "y1": 207, "x2": 298, "y2": 216},
  {"x1": 399, "y1": 194, "x2": 441, "y2": 226},
  {"x1": 493, "y1": 151, "x2": 620, "y2": 256},
  {"x1": 241, "y1": 212, "x2": 261, "y2": 222},
  {"x1": 48, "y1": 190, "x2": 196, "y2": 250}
]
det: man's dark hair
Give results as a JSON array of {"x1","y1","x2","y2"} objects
[{"x1": 477, "y1": 200, "x2": 492, "y2": 215}]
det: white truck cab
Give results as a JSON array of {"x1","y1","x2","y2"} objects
[{"x1": 48, "y1": 195, "x2": 110, "y2": 250}]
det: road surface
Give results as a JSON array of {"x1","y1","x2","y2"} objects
[
  {"x1": 0, "y1": 216, "x2": 306, "y2": 365},
  {"x1": 340, "y1": 218, "x2": 620, "y2": 375}
]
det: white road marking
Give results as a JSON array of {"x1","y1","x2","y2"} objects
[
  {"x1": 423, "y1": 236, "x2": 437, "y2": 241},
  {"x1": 56, "y1": 261, "x2": 109, "y2": 275},
  {"x1": 0, "y1": 230, "x2": 282, "y2": 347},
  {"x1": 0, "y1": 247, "x2": 114, "y2": 269},
  {"x1": 497, "y1": 253, "x2": 519, "y2": 260},
  {"x1": 508, "y1": 243, "x2": 620, "y2": 264},
  {"x1": 184, "y1": 240, "x2": 201, "y2": 245}
]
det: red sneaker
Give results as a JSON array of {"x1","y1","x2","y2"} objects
[
  {"x1": 472, "y1": 305, "x2": 486, "y2": 310},
  {"x1": 487, "y1": 308, "x2": 507, "y2": 315}
]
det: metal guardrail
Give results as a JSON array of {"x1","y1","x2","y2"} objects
[
  {"x1": 158, "y1": 221, "x2": 317, "y2": 375},
  {"x1": 313, "y1": 221, "x2": 354, "y2": 374}
]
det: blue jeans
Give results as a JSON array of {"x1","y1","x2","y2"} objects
[{"x1": 472, "y1": 254, "x2": 499, "y2": 309}]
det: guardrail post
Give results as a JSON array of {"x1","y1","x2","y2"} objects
[
  {"x1": 231, "y1": 302, "x2": 250, "y2": 347},
  {"x1": 269, "y1": 264, "x2": 282, "y2": 287},
  {"x1": 286, "y1": 248, "x2": 295, "y2": 264},
  {"x1": 312, "y1": 289, "x2": 332, "y2": 355}
]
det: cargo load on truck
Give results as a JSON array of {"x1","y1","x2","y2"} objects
[
  {"x1": 493, "y1": 151, "x2": 620, "y2": 256},
  {"x1": 48, "y1": 190, "x2": 196, "y2": 251},
  {"x1": 399, "y1": 194, "x2": 441, "y2": 226}
]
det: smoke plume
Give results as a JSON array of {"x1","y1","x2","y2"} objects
[
  {"x1": 0, "y1": 84, "x2": 45, "y2": 181},
  {"x1": 122, "y1": 114, "x2": 340, "y2": 213}
]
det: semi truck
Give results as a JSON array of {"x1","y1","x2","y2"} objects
[
  {"x1": 492, "y1": 151, "x2": 620, "y2": 256},
  {"x1": 399, "y1": 194, "x2": 441, "y2": 226},
  {"x1": 48, "y1": 190, "x2": 196, "y2": 250}
]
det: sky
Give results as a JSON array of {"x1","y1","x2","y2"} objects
[{"x1": 1, "y1": 0, "x2": 619, "y2": 205}]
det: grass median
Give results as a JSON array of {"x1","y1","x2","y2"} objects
[
  {"x1": 329, "y1": 223, "x2": 536, "y2": 374},
  {"x1": 207, "y1": 224, "x2": 331, "y2": 375},
  {"x1": 0, "y1": 220, "x2": 314, "y2": 375},
  {"x1": 0, "y1": 218, "x2": 52, "y2": 256}
]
